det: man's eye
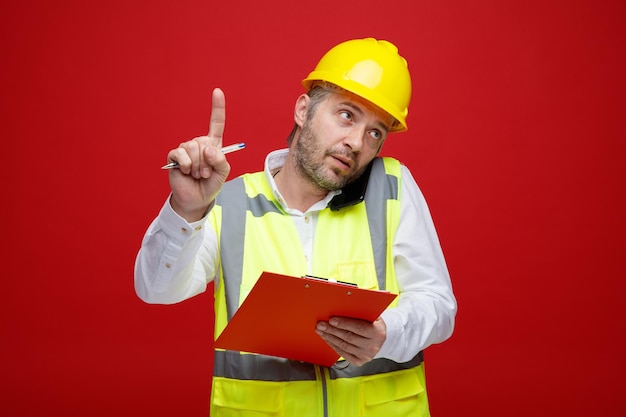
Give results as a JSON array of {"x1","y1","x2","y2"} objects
[
  {"x1": 339, "y1": 111, "x2": 352, "y2": 121},
  {"x1": 369, "y1": 130, "x2": 382, "y2": 140}
]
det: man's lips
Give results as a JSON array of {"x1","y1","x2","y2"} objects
[{"x1": 329, "y1": 154, "x2": 354, "y2": 170}]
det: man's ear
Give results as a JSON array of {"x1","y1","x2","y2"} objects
[{"x1": 294, "y1": 94, "x2": 310, "y2": 128}]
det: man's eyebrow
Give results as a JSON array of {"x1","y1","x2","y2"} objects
[{"x1": 339, "y1": 101, "x2": 391, "y2": 134}]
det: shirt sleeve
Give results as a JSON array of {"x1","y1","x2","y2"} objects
[
  {"x1": 375, "y1": 165, "x2": 457, "y2": 362},
  {"x1": 134, "y1": 195, "x2": 218, "y2": 304}
]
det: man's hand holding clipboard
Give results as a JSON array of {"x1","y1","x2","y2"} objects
[{"x1": 214, "y1": 272, "x2": 397, "y2": 367}]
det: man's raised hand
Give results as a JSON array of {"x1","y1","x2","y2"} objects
[{"x1": 166, "y1": 88, "x2": 231, "y2": 222}]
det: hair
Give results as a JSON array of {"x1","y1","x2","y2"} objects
[{"x1": 286, "y1": 84, "x2": 334, "y2": 145}]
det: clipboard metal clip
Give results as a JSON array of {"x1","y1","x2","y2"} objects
[{"x1": 302, "y1": 275, "x2": 358, "y2": 287}]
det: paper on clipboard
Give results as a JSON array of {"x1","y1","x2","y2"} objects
[{"x1": 214, "y1": 271, "x2": 397, "y2": 367}]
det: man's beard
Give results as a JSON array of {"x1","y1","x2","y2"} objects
[{"x1": 293, "y1": 120, "x2": 367, "y2": 191}]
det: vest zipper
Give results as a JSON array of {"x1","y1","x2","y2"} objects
[{"x1": 315, "y1": 364, "x2": 330, "y2": 417}]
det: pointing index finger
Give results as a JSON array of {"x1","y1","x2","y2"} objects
[{"x1": 209, "y1": 87, "x2": 226, "y2": 148}]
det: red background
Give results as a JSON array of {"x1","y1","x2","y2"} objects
[{"x1": 2, "y1": 1, "x2": 625, "y2": 416}]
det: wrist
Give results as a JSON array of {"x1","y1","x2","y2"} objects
[{"x1": 169, "y1": 195, "x2": 214, "y2": 222}]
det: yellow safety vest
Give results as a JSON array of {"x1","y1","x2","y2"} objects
[{"x1": 208, "y1": 157, "x2": 430, "y2": 417}]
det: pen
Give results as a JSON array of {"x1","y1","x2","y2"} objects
[{"x1": 161, "y1": 142, "x2": 246, "y2": 169}]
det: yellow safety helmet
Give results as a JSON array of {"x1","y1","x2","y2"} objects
[{"x1": 302, "y1": 38, "x2": 412, "y2": 132}]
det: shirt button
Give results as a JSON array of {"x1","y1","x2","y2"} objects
[
  {"x1": 164, "y1": 263, "x2": 172, "y2": 269},
  {"x1": 304, "y1": 216, "x2": 310, "y2": 224},
  {"x1": 181, "y1": 227, "x2": 189, "y2": 234},
  {"x1": 194, "y1": 225, "x2": 202, "y2": 231}
]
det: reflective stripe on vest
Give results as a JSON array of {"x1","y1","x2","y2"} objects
[
  {"x1": 213, "y1": 349, "x2": 424, "y2": 380},
  {"x1": 216, "y1": 178, "x2": 283, "y2": 321}
]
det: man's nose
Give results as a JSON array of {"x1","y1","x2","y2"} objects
[{"x1": 342, "y1": 125, "x2": 366, "y2": 151}]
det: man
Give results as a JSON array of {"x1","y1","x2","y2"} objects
[{"x1": 135, "y1": 38, "x2": 456, "y2": 416}]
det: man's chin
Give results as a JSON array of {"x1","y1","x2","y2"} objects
[
  {"x1": 329, "y1": 169, "x2": 354, "y2": 187},
  {"x1": 315, "y1": 173, "x2": 347, "y2": 191}
]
